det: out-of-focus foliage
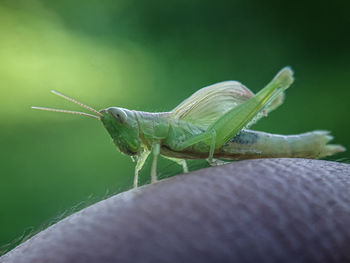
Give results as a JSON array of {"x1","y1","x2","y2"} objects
[{"x1": 0, "y1": 0, "x2": 349, "y2": 251}]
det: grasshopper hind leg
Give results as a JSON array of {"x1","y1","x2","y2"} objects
[{"x1": 206, "y1": 130, "x2": 229, "y2": 166}]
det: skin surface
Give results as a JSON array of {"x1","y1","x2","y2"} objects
[{"x1": 1, "y1": 158, "x2": 350, "y2": 263}]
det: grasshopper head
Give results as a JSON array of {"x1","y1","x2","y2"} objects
[
  {"x1": 32, "y1": 91, "x2": 141, "y2": 156},
  {"x1": 99, "y1": 107, "x2": 141, "y2": 156}
]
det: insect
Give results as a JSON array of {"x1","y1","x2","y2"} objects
[{"x1": 32, "y1": 67, "x2": 345, "y2": 187}]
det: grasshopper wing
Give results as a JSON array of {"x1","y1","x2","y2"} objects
[
  {"x1": 171, "y1": 81, "x2": 253, "y2": 127},
  {"x1": 171, "y1": 81, "x2": 284, "y2": 127}
]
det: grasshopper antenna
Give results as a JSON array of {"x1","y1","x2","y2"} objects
[
  {"x1": 50, "y1": 90, "x2": 103, "y2": 117},
  {"x1": 31, "y1": 107, "x2": 101, "y2": 120}
]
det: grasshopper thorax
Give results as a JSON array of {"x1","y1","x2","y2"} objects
[{"x1": 100, "y1": 107, "x2": 141, "y2": 156}]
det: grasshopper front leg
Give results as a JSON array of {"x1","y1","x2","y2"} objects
[
  {"x1": 134, "y1": 143, "x2": 160, "y2": 187},
  {"x1": 151, "y1": 142, "x2": 160, "y2": 184},
  {"x1": 173, "y1": 67, "x2": 294, "y2": 154},
  {"x1": 134, "y1": 149, "x2": 150, "y2": 188}
]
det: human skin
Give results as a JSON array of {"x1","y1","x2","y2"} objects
[{"x1": 1, "y1": 158, "x2": 350, "y2": 263}]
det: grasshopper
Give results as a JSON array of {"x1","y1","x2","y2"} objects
[{"x1": 33, "y1": 67, "x2": 345, "y2": 187}]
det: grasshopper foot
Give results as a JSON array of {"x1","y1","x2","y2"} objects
[{"x1": 206, "y1": 158, "x2": 229, "y2": 166}]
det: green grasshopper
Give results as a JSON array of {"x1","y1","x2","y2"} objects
[{"x1": 33, "y1": 67, "x2": 345, "y2": 187}]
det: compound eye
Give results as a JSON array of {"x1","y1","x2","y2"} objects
[{"x1": 108, "y1": 107, "x2": 128, "y2": 124}]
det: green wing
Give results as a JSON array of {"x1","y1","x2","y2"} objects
[
  {"x1": 171, "y1": 80, "x2": 284, "y2": 128},
  {"x1": 172, "y1": 81, "x2": 253, "y2": 127}
]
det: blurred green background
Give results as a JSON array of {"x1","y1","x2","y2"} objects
[{"x1": 1, "y1": 0, "x2": 349, "y2": 251}]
